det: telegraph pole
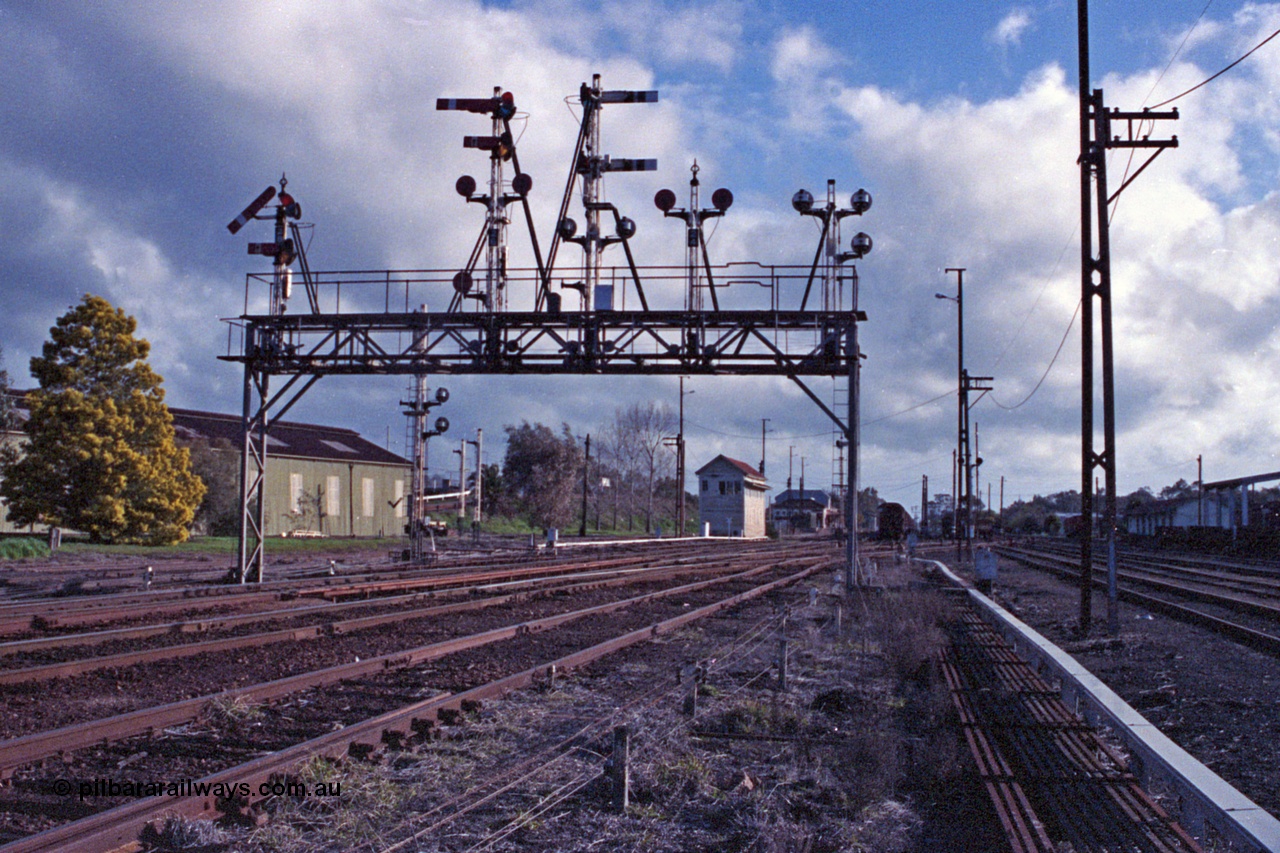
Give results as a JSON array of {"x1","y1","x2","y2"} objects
[
  {"x1": 678, "y1": 378, "x2": 687, "y2": 536},
  {"x1": 1198, "y1": 455, "x2": 1204, "y2": 526},
  {"x1": 921, "y1": 475, "x2": 929, "y2": 538},
  {"x1": 760, "y1": 418, "x2": 770, "y2": 476},
  {"x1": 580, "y1": 433, "x2": 591, "y2": 537},
  {"x1": 1077, "y1": 0, "x2": 1178, "y2": 634},
  {"x1": 474, "y1": 428, "x2": 483, "y2": 524}
]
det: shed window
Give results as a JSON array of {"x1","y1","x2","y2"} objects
[
  {"x1": 394, "y1": 480, "x2": 405, "y2": 518},
  {"x1": 326, "y1": 476, "x2": 340, "y2": 517},
  {"x1": 719, "y1": 482, "x2": 726, "y2": 495},
  {"x1": 701, "y1": 479, "x2": 708, "y2": 492},
  {"x1": 289, "y1": 473, "x2": 304, "y2": 513},
  {"x1": 362, "y1": 478, "x2": 375, "y2": 518}
]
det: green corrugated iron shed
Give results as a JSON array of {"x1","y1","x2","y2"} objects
[{"x1": 1, "y1": 397, "x2": 410, "y2": 539}]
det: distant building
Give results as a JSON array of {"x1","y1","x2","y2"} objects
[
  {"x1": 769, "y1": 489, "x2": 837, "y2": 532},
  {"x1": 1122, "y1": 493, "x2": 1230, "y2": 536},
  {"x1": 696, "y1": 455, "x2": 768, "y2": 538}
]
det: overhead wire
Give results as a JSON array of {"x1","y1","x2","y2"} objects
[
  {"x1": 1148, "y1": 2, "x2": 1215, "y2": 103},
  {"x1": 1149, "y1": 21, "x2": 1280, "y2": 109},
  {"x1": 990, "y1": 298, "x2": 1082, "y2": 411},
  {"x1": 861, "y1": 391, "x2": 952, "y2": 427},
  {"x1": 1114, "y1": 3, "x2": 1213, "y2": 223},
  {"x1": 685, "y1": 419, "x2": 829, "y2": 440},
  {"x1": 990, "y1": 226, "x2": 1078, "y2": 371}
]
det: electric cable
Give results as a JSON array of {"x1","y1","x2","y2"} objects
[
  {"x1": 1146, "y1": 1, "x2": 1215, "y2": 106},
  {"x1": 1149, "y1": 22, "x2": 1280, "y2": 109},
  {"x1": 990, "y1": 226, "x2": 1076, "y2": 370},
  {"x1": 990, "y1": 298, "x2": 1082, "y2": 411},
  {"x1": 861, "y1": 391, "x2": 953, "y2": 426},
  {"x1": 685, "y1": 419, "x2": 829, "y2": 440}
]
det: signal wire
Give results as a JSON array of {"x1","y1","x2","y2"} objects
[
  {"x1": 1149, "y1": 23, "x2": 1280, "y2": 109},
  {"x1": 1146, "y1": 1, "x2": 1215, "y2": 106},
  {"x1": 1113, "y1": 4, "x2": 1213, "y2": 223},
  {"x1": 862, "y1": 391, "x2": 952, "y2": 426},
  {"x1": 990, "y1": 298, "x2": 1082, "y2": 411}
]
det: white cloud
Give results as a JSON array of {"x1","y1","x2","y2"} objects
[
  {"x1": 990, "y1": 8, "x2": 1033, "y2": 47},
  {"x1": 7, "y1": 0, "x2": 1280, "y2": 502}
]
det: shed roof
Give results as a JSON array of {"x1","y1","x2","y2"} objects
[
  {"x1": 772, "y1": 489, "x2": 832, "y2": 507},
  {"x1": 3, "y1": 392, "x2": 406, "y2": 467},
  {"x1": 695, "y1": 454, "x2": 767, "y2": 489},
  {"x1": 169, "y1": 408, "x2": 408, "y2": 466}
]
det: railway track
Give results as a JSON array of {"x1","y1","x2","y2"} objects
[
  {"x1": 0, "y1": 545, "x2": 829, "y2": 850},
  {"x1": 0, "y1": 549, "x2": 820, "y2": 685},
  {"x1": 0, "y1": 539, "x2": 790, "y2": 639},
  {"x1": 996, "y1": 544, "x2": 1280, "y2": 655},
  {"x1": 0, "y1": 543, "x2": 835, "y2": 849}
]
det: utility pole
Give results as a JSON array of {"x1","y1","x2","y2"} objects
[
  {"x1": 474, "y1": 428, "x2": 483, "y2": 524},
  {"x1": 1000, "y1": 475, "x2": 1005, "y2": 534},
  {"x1": 937, "y1": 269, "x2": 988, "y2": 561},
  {"x1": 760, "y1": 418, "x2": 770, "y2": 476},
  {"x1": 1198, "y1": 455, "x2": 1203, "y2": 526},
  {"x1": 677, "y1": 378, "x2": 690, "y2": 536},
  {"x1": 580, "y1": 433, "x2": 591, "y2": 537},
  {"x1": 454, "y1": 441, "x2": 467, "y2": 527},
  {"x1": 1077, "y1": 0, "x2": 1178, "y2": 635},
  {"x1": 788, "y1": 446, "x2": 795, "y2": 493},
  {"x1": 921, "y1": 474, "x2": 929, "y2": 538},
  {"x1": 952, "y1": 448, "x2": 959, "y2": 563}
]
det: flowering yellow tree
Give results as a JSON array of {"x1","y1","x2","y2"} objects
[{"x1": 0, "y1": 295, "x2": 205, "y2": 543}]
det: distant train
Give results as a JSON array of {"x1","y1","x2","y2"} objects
[{"x1": 877, "y1": 502, "x2": 916, "y2": 541}]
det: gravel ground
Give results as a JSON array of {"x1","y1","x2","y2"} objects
[{"x1": 194, "y1": 571, "x2": 994, "y2": 853}]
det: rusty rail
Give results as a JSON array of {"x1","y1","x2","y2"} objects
[{"x1": 0, "y1": 562, "x2": 826, "y2": 853}]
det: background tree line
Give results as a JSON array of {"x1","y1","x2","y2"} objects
[{"x1": 483, "y1": 401, "x2": 690, "y2": 534}]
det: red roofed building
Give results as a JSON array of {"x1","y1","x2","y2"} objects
[{"x1": 695, "y1": 455, "x2": 768, "y2": 538}]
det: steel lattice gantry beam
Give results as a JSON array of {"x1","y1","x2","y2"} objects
[
  {"x1": 226, "y1": 309, "x2": 862, "y2": 377},
  {"x1": 221, "y1": 306, "x2": 863, "y2": 582}
]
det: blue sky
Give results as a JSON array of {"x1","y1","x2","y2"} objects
[{"x1": 3, "y1": 1, "x2": 1280, "y2": 512}]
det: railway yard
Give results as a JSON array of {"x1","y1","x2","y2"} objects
[{"x1": 0, "y1": 536, "x2": 1275, "y2": 852}]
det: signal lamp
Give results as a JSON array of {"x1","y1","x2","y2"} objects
[
  {"x1": 850, "y1": 188, "x2": 872, "y2": 214},
  {"x1": 791, "y1": 189, "x2": 814, "y2": 213},
  {"x1": 433, "y1": 416, "x2": 450, "y2": 434},
  {"x1": 654, "y1": 188, "x2": 677, "y2": 212},
  {"x1": 435, "y1": 387, "x2": 450, "y2": 404},
  {"x1": 850, "y1": 232, "x2": 873, "y2": 257},
  {"x1": 512, "y1": 172, "x2": 533, "y2": 196},
  {"x1": 278, "y1": 193, "x2": 302, "y2": 220},
  {"x1": 617, "y1": 217, "x2": 637, "y2": 239},
  {"x1": 557, "y1": 218, "x2": 578, "y2": 239},
  {"x1": 452, "y1": 270, "x2": 473, "y2": 293},
  {"x1": 456, "y1": 175, "x2": 477, "y2": 197},
  {"x1": 498, "y1": 91, "x2": 516, "y2": 119},
  {"x1": 711, "y1": 188, "x2": 733, "y2": 211}
]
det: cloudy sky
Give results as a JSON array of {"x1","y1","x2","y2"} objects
[{"x1": 3, "y1": 1, "x2": 1280, "y2": 512}]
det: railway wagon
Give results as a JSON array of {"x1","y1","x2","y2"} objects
[{"x1": 877, "y1": 502, "x2": 915, "y2": 541}]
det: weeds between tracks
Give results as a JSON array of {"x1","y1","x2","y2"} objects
[{"x1": 218, "y1": 586, "x2": 971, "y2": 853}]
